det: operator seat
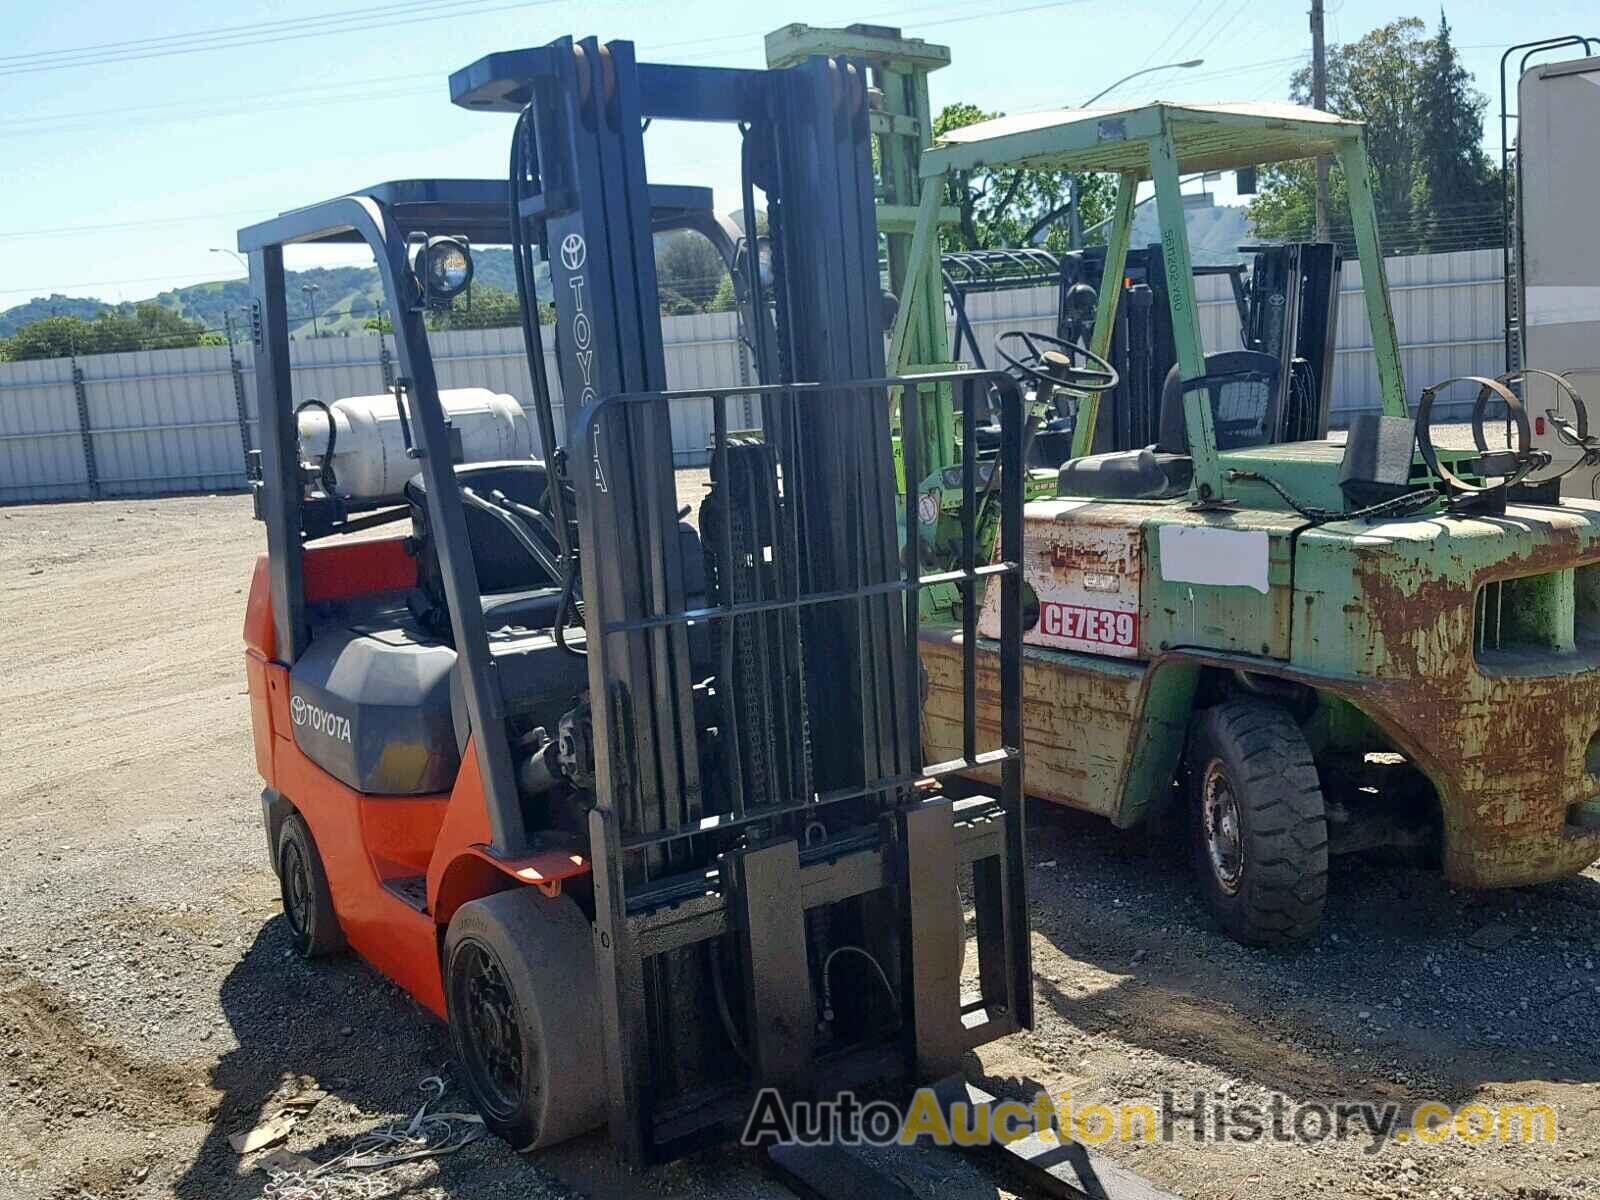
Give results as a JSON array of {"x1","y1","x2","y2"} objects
[
  {"x1": 1056, "y1": 445, "x2": 1193, "y2": 499},
  {"x1": 405, "y1": 460, "x2": 563, "y2": 636},
  {"x1": 406, "y1": 459, "x2": 711, "y2": 645},
  {"x1": 1055, "y1": 351, "x2": 1279, "y2": 500},
  {"x1": 1155, "y1": 349, "x2": 1282, "y2": 454}
]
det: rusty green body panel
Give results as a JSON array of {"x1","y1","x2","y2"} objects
[
  {"x1": 1291, "y1": 502, "x2": 1600, "y2": 885},
  {"x1": 905, "y1": 97, "x2": 1600, "y2": 898},
  {"x1": 921, "y1": 483, "x2": 1600, "y2": 887},
  {"x1": 922, "y1": 634, "x2": 1199, "y2": 828}
]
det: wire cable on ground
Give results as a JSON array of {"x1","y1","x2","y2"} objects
[{"x1": 261, "y1": 1076, "x2": 483, "y2": 1200}]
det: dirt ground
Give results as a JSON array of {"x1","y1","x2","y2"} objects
[{"x1": 4, "y1": 492, "x2": 1600, "y2": 1200}]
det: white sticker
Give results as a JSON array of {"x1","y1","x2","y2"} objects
[{"x1": 1157, "y1": 526, "x2": 1270, "y2": 594}]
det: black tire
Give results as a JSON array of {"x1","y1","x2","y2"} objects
[
  {"x1": 277, "y1": 812, "x2": 346, "y2": 958},
  {"x1": 1186, "y1": 699, "x2": 1328, "y2": 946},
  {"x1": 444, "y1": 891, "x2": 605, "y2": 1152}
]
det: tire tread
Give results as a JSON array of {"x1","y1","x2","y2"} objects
[{"x1": 1187, "y1": 699, "x2": 1328, "y2": 946}]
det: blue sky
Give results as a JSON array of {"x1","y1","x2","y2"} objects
[{"x1": 2, "y1": 0, "x2": 1592, "y2": 305}]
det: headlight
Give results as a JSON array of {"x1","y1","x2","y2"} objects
[{"x1": 415, "y1": 236, "x2": 473, "y2": 303}]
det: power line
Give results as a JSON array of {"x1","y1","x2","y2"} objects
[
  {"x1": 0, "y1": 0, "x2": 1011, "y2": 137},
  {"x1": 2, "y1": 0, "x2": 1017, "y2": 78},
  {"x1": 0, "y1": 210, "x2": 271, "y2": 241},
  {"x1": 0, "y1": 0, "x2": 565, "y2": 78},
  {"x1": 0, "y1": 0, "x2": 499, "y2": 67},
  {"x1": 4, "y1": 0, "x2": 1092, "y2": 294},
  {"x1": 662, "y1": 0, "x2": 1085, "y2": 65},
  {"x1": 1135, "y1": 0, "x2": 1221, "y2": 72},
  {"x1": 652, "y1": 0, "x2": 1000, "y2": 56},
  {"x1": 0, "y1": 83, "x2": 439, "y2": 143},
  {"x1": 1186, "y1": 0, "x2": 1255, "y2": 66},
  {"x1": 1010, "y1": 52, "x2": 1304, "y2": 112},
  {"x1": 1149, "y1": 0, "x2": 1230, "y2": 76},
  {"x1": 0, "y1": 72, "x2": 426, "y2": 131},
  {"x1": 911, "y1": 0, "x2": 1085, "y2": 29}
]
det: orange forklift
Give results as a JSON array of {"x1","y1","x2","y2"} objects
[{"x1": 240, "y1": 33, "x2": 1032, "y2": 1167}]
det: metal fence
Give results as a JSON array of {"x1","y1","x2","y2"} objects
[{"x1": 0, "y1": 249, "x2": 1505, "y2": 504}]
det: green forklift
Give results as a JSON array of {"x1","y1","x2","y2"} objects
[{"x1": 890, "y1": 99, "x2": 1600, "y2": 945}]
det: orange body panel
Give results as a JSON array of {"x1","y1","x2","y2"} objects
[
  {"x1": 243, "y1": 537, "x2": 590, "y2": 1021},
  {"x1": 245, "y1": 652, "x2": 274, "y2": 782},
  {"x1": 272, "y1": 727, "x2": 453, "y2": 1015},
  {"x1": 426, "y1": 744, "x2": 590, "y2": 926},
  {"x1": 244, "y1": 554, "x2": 275, "y2": 658},
  {"x1": 302, "y1": 536, "x2": 417, "y2": 603}
]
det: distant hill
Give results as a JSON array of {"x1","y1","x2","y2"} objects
[
  {"x1": 0, "y1": 293, "x2": 123, "y2": 337},
  {"x1": 0, "y1": 246, "x2": 541, "y2": 343}
]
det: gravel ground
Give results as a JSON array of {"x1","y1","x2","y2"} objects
[{"x1": 2, "y1": 492, "x2": 1599, "y2": 1200}]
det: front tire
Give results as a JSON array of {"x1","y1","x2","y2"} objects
[
  {"x1": 444, "y1": 891, "x2": 605, "y2": 1151},
  {"x1": 1187, "y1": 700, "x2": 1327, "y2": 946},
  {"x1": 277, "y1": 812, "x2": 346, "y2": 958}
]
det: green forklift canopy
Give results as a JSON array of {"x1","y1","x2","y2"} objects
[
  {"x1": 925, "y1": 100, "x2": 1353, "y2": 175},
  {"x1": 891, "y1": 100, "x2": 1407, "y2": 502}
]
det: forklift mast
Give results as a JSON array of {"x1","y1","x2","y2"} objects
[
  {"x1": 450, "y1": 37, "x2": 1029, "y2": 1161},
  {"x1": 766, "y1": 23, "x2": 961, "y2": 487}
]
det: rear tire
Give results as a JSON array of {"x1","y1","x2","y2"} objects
[
  {"x1": 277, "y1": 812, "x2": 346, "y2": 958},
  {"x1": 444, "y1": 890, "x2": 605, "y2": 1151},
  {"x1": 1187, "y1": 700, "x2": 1327, "y2": 946}
]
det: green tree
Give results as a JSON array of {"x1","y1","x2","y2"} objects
[
  {"x1": 1248, "y1": 14, "x2": 1499, "y2": 254},
  {"x1": 706, "y1": 275, "x2": 738, "y2": 314},
  {"x1": 102, "y1": 303, "x2": 217, "y2": 350},
  {"x1": 0, "y1": 303, "x2": 212, "y2": 360},
  {"x1": 427, "y1": 286, "x2": 521, "y2": 331},
  {"x1": 1409, "y1": 10, "x2": 1497, "y2": 247},
  {"x1": 932, "y1": 101, "x2": 1114, "y2": 254},
  {"x1": 654, "y1": 229, "x2": 729, "y2": 311},
  {"x1": 1, "y1": 315, "x2": 96, "y2": 360},
  {"x1": 658, "y1": 288, "x2": 701, "y2": 316}
]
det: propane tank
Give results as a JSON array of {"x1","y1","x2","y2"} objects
[{"x1": 295, "y1": 388, "x2": 532, "y2": 502}]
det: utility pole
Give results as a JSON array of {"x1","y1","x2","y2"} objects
[{"x1": 1310, "y1": 0, "x2": 1331, "y2": 241}]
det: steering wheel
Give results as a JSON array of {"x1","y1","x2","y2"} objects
[
  {"x1": 994, "y1": 329, "x2": 1119, "y2": 394},
  {"x1": 1413, "y1": 375, "x2": 1548, "y2": 499}
]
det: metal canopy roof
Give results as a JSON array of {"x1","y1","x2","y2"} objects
[
  {"x1": 922, "y1": 100, "x2": 1360, "y2": 178},
  {"x1": 237, "y1": 179, "x2": 716, "y2": 251}
]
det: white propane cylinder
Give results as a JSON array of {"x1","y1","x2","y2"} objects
[{"x1": 295, "y1": 388, "x2": 533, "y2": 502}]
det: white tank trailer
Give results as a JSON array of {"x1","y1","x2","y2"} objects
[{"x1": 295, "y1": 388, "x2": 533, "y2": 502}]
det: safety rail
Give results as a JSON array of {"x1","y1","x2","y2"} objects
[
  {"x1": 575, "y1": 370, "x2": 1025, "y2": 868},
  {"x1": 571, "y1": 370, "x2": 1028, "y2": 1162}
]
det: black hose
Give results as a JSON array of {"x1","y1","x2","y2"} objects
[
  {"x1": 551, "y1": 563, "x2": 584, "y2": 658},
  {"x1": 1225, "y1": 468, "x2": 1436, "y2": 525},
  {"x1": 294, "y1": 399, "x2": 338, "y2": 494},
  {"x1": 489, "y1": 488, "x2": 563, "y2": 558},
  {"x1": 511, "y1": 103, "x2": 585, "y2": 659},
  {"x1": 459, "y1": 488, "x2": 561, "y2": 582},
  {"x1": 707, "y1": 938, "x2": 750, "y2": 1067},
  {"x1": 509, "y1": 108, "x2": 569, "y2": 559}
]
